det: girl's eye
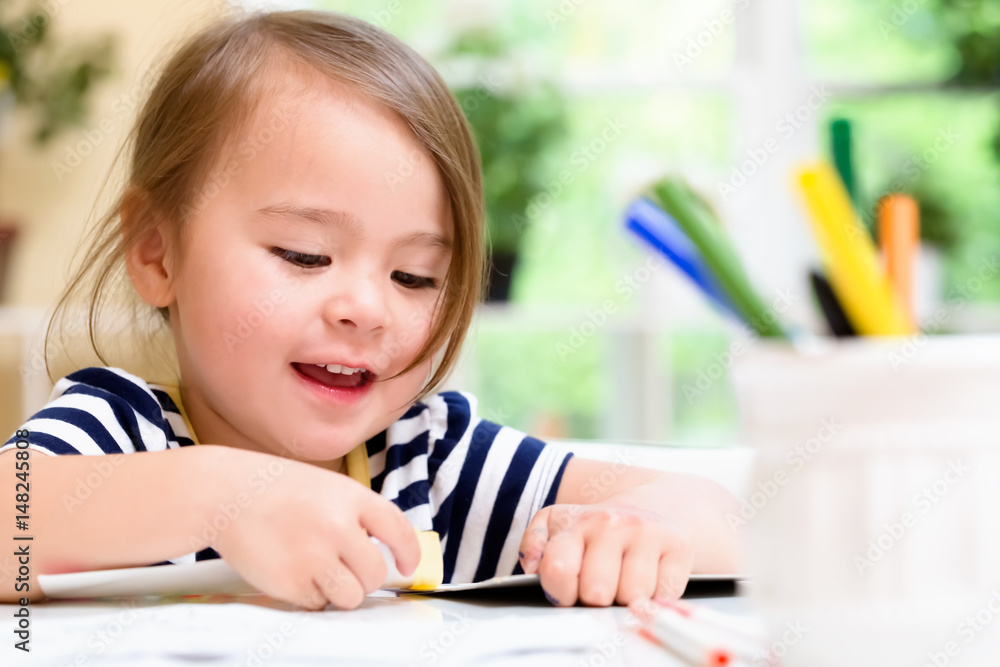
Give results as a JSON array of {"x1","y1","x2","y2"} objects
[
  {"x1": 271, "y1": 248, "x2": 330, "y2": 268},
  {"x1": 270, "y1": 249, "x2": 436, "y2": 288},
  {"x1": 392, "y1": 270, "x2": 438, "y2": 290}
]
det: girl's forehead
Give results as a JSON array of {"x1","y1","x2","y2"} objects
[
  {"x1": 194, "y1": 63, "x2": 453, "y2": 238},
  {"x1": 254, "y1": 60, "x2": 381, "y2": 123},
  {"x1": 225, "y1": 64, "x2": 423, "y2": 163}
]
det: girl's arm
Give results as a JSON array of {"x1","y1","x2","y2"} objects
[
  {"x1": 0, "y1": 445, "x2": 236, "y2": 603},
  {"x1": 517, "y1": 456, "x2": 741, "y2": 607},
  {"x1": 556, "y1": 457, "x2": 740, "y2": 573},
  {"x1": 0, "y1": 444, "x2": 421, "y2": 608}
]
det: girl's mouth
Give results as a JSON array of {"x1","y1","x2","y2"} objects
[
  {"x1": 291, "y1": 362, "x2": 376, "y2": 403},
  {"x1": 293, "y1": 362, "x2": 373, "y2": 388}
]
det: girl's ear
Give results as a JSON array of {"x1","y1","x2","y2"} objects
[{"x1": 122, "y1": 189, "x2": 177, "y2": 309}]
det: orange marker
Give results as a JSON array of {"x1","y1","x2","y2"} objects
[{"x1": 878, "y1": 194, "x2": 920, "y2": 321}]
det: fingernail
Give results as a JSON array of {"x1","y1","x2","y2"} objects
[
  {"x1": 518, "y1": 551, "x2": 525, "y2": 559},
  {"x1": 543, "y1": 589, "x2": 559, "y2": 606}
]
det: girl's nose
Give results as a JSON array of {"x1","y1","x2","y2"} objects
[{"x1": 321, "y1": 270, "x2": 391, "y2": 333}]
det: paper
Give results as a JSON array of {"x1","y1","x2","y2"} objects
[
  {"x1": 39, "y1": 559, "x2": 257, "y2": 599},
  {"x1": 20, "y1": 601, "x2": 613, "y2": 666},
  {"x1": 40, "y1": 559, "x2": 742, "y2": 600}
]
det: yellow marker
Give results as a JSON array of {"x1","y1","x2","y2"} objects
[
  {"x1": 375, "y1": 530, "x2": 443, "y2": 590},
  {"x1": 795, "y1": 162, "x2": 915, "y2": 336},
  {"x1": 352, "y1": 445, "x2": 442, "y2": 588},
  {"x1": 407, "y1": 531, "x2": 444, "y2": 590}
]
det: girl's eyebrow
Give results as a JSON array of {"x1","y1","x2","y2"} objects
[{"x1": 254, "y1": 203, "x2": 452, "y2": 251}]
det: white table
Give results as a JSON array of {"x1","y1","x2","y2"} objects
[{"x1": 1, "y1": 582, "x2": 751, "y2": 666}]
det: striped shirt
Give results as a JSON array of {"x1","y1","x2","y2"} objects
[{"x1": 1, "y1": 366, "x2": 573, "y2": 583}]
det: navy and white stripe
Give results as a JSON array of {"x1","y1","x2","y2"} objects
[
  {"x1": 1, "y1": 367, "x2": 188, "y2": 456},
  {"x1": 370, "y1": 391, "x2": 572, "y2": 583},
  {"x1": 2, "y1": 367, "x2": 573, "y2": 583}
]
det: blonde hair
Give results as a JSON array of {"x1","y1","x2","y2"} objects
[{"x1": 45, "y1": 9, "x2": 485, "y2": 401}]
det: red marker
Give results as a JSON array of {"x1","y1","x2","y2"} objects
[
  {"x1": 660, "y1": 598, "x2": 766, "y2": 645},
  {"x1": 638, "y1": 622, "x2": 733, "y2": 666},
  {"x1": 632, "y1": 598, "x2": 767, "y2": 666}
]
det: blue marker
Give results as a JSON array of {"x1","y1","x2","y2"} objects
[{"x1": 624, "y1": 197, "x2": 741, "y2": 321}]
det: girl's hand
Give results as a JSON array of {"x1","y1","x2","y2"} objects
[
  {"x1": 205, "y1": 447, "x2": 421, "y2": 611},
  {"x1": 517, "y1": 501, "x2": 694, "y2": 607}
]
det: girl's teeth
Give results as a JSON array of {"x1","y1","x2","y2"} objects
[{"x1": 323, "y1": 364, "x2": 362, "y2": 375}]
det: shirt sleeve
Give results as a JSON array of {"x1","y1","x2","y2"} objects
[
  {"x1": 422, "y1": 391, "x2": 574, "y2": 584},
  {"x1": 0, "y1": 367, "x2": 173, "y2": 457}
]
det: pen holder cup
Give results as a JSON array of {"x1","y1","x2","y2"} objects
[{"x1": 731, "y1": 335, "x2": 1000, "y2": 667}]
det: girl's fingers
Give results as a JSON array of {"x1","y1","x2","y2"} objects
[
  {"x1": 536, "y1": 530, "x2": 584, "y2": 607},
  {"x1": 518, "y1": 507, "x2": 553, "y2": 574},
  {"x1": 315, "y1": 559, "x2": 366, "y2": 610},
  {"x1": 615, "y1": 543, "x2": 661, "y2": 606},
  {"x1": 337, "y1": 527, "x2": 390, "y2": 594},
  {"x1": 577, "y1": 529, "x2": 626, "y2": 607},
  {"x1": 652, "y1": 539, "x2": 695, "y2": 603},
  {"x1": 294, "y1": 579, "x2": 329, "y2": 611},
  {"x1": 358, "y1": 494, "x2": 421, "y2": 576},
  {"x1": 523, "y1": 504, "x2": 696, "y2": 608}
]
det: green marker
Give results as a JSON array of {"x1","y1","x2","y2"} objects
[
  {"x1": 648, "y1": 176, "x2": 787, "y2": 339},
  {"x1": 831, "y1": 118, "x2": 856, "y2": 208}
]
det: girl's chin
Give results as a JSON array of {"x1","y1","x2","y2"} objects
[{"x1": 269, "y1": 435, "x2": 364, "y2": 466}]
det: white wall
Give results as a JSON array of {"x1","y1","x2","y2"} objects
[
  {"x1": 1, "y1": 0, "x2": 226, "y2": 307},
  {"x1": 0, "y1": 1, "x2": 229, "y2": 439}
]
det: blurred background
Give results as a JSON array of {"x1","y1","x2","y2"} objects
[{"x1": 0, "y1": 0, "x2": 998, "y2": 446}]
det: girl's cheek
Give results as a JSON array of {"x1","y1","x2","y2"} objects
[
  {"x1": 408, "y1": 310, "x2": 437, "y2": 356},
  {"x1": 370, "y1": 308, "x2": 436, "y2": 375},
  {"x1": 372, "y1": 329, "x2": 422, "y2": 375},
  {"x1": 220, "y1": 298, "x2": 280, "y2": 353}
]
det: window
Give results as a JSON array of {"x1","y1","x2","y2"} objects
[{"x1": 254, "y1": 0, "x2": 1000, "y2": 443}]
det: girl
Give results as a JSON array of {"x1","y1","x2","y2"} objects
[{"x1": 0, "y1": 9, "x2": 738, "y2": 611}]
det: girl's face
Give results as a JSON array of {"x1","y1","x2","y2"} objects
[{"x1": 162, "y1": 70, "x2": 452, "y2": 463}]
